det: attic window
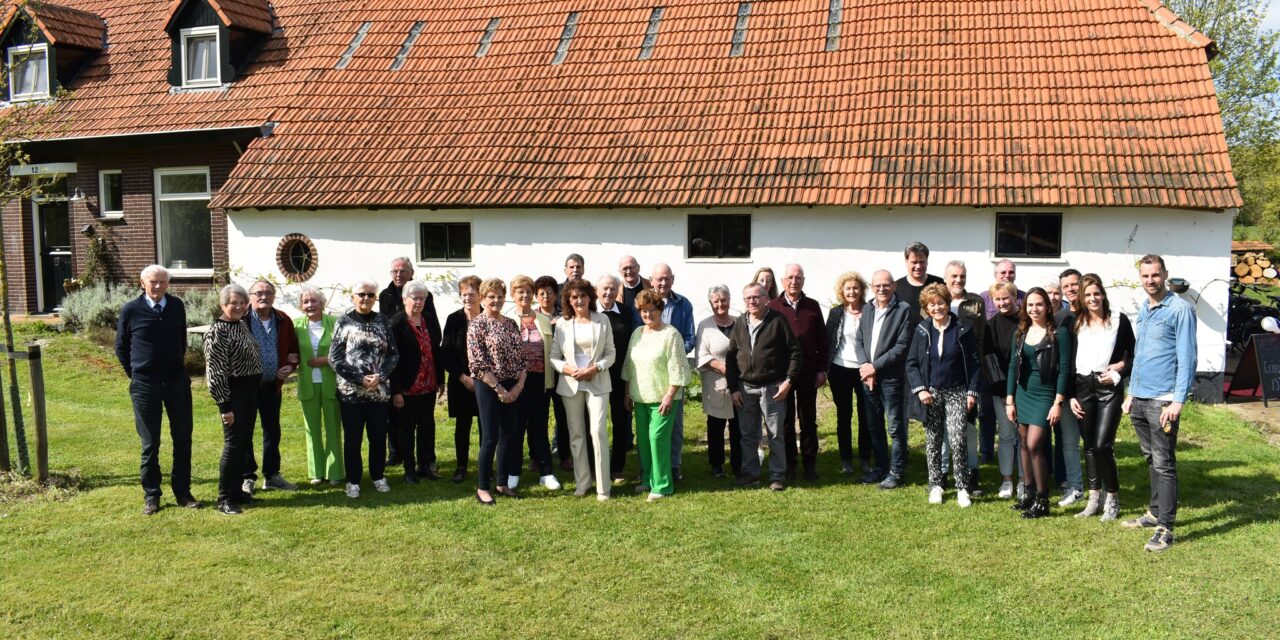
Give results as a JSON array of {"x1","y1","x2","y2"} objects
[
  {"x1": 729, "y1": 3, "x2": 750, "y2": 57},
  {"x1": 391, "y1": 21, "x2": 425, "y2": 71},
  {"x1": 638, "y1": 7, "x2": 664, "y2": 60},
  {"x1": 551, "y1": 12, "x2": 580, "y2": 65},
  {"x1": 475, "y1": 18, "x2": 499, "y2": 57},
  {"x1": 336, "y1": 21, "x2": 372, "y2": 69},
  {"x1": 825, "y1": 0, "x2": 842, "y2": 51},
  {"x1": 7, "y1": 44, "x2": 49, "y2": 101},
  {"x1": 180, "y1": 26, "x2": 220, "y2": 87}
]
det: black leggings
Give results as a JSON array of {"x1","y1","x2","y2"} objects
[
  {"x1": 706, "y1": 415, "x2": 741, "y2": 475},
  {"x1": 829, "y1": 364, "x2": 872, "y2": 464},
  {"x1": 219, "y1": 375, "x2": 259, "y2": 502},
  {"x1": 1019, "y1": 423, "x2": 1051, "y2": 495},
  {"x1": 454, "y1": 415, "x2": 474, "y2": 471},
  {"x1": 1075, "y1": 374, "x2": 1123, "y2": 493},
  {"x1": 475, "y1": 379, "x2": 520, "y2": 491}
]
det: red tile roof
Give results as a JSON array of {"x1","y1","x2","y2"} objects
[
  {"x1": 162, "y1": 0, "x2": 274, "y2": 36},
  {"x1": 9, "y1": 1, "x2": 1243, "y2": 211},
  {"x1": 1, "y1": 1, "x2": 104, "y2": 50}
]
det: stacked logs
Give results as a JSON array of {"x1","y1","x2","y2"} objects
[{"x1": 1233, "y1": 251, "x2": 1278, "y2": 284}]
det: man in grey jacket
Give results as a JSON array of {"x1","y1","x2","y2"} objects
[{"x1": 856, "y1": 270, "x2": 915, "y2": 488}]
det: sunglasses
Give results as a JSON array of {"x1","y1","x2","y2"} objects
[{"x1": 355, "y1": 292, "x2": 377, "y2": 299}]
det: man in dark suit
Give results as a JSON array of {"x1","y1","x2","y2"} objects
[
  {"x1": 768, "y1": 263, "x2": 829, "y2": 481},
  {"x1": 596, "y1": 274, "x2": 636, "y2": 483},
  {"x1": 115, "y1": 265, "x2": 200, "y2": 515},
  {"x1": 379, "y1": 256, "x2": 441, "y2": 467},
  {"x1": 856, "y1": 270, "x2": 915, "y2": 488}
]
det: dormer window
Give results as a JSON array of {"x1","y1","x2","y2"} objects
[
  {"x1": 7, "y1": 43, "x2": 49, "y2": 101},
  {"x1": 180, "y1": 26, "x2": 220, "y2": 87}
]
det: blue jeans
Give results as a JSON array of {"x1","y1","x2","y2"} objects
[
  {"x1": 861, "y1": 376, "x2": 901, "y2": 477},
  {"x1": 1056, "y1": 409, "x2": 1084, "y2": 492}
]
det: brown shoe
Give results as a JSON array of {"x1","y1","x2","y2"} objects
[
  {"x1": 769, "y1": 481, "x2": 786, "y2": 492},
  {"x1": 142, "y1": 498, "x2": 161, "y2": 516},
  {"x1": 175, "y1": 495, "x2": 204, "y2": 509}
]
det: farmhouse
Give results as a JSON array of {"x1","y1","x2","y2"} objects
[{"x1": 1, "y1": 0, "x2": 1241, "y2": 400}]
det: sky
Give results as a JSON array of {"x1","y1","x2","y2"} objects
[{"x1": 1265, "y1": 2, "x2": 1280, "y2": 33}]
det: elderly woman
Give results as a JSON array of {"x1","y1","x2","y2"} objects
[
  {"x1": 204, "y1": 283, "x2": 261, "y2": 515},
  {"x1": 329, "y1": 280, "x2": 399, "y2": 499},
  {"x1": 825, "y1": 271, "x2": 874, "y2": 480},
  {"x1": 390, "y1": 280, "x2": 445, "y2": 484},
  {"x1": 506, "y1": 275, "x2": 561, "y2": 491},
  {"x1": 535, "y1": 275, "x2": 572, "y2": 472},
  {"x1": 551, "y1": 279, "x2": 617, "y2": 500},
  {"x1": 906, "y1": 284, "x2": 981, "y2": 507},
  {"x1": 292, "y1": 285, "x2": 342, "y2": 486},
  {"x1": 983, "y1": 281, "x2": 1023, "y2": 499},
  {"x1": 752, "y1": 267, "x2": 779, "y2": 302},
  {"x1": 441, "y1": 275, "x2": 482, "y2": 483},
  {"x1": 622, "y1": 289, "x2": 692, "y2": 502},
  {"x1": 468, "y1": 278, "x2": 529, "y2": 504},
  {"x1": 695, "y1": 284, "x2": 739, "y2": 478}
]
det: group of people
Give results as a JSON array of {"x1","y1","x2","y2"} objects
[{"x1": 116, "y1": 245, "x2": 1194, "y2": 552}]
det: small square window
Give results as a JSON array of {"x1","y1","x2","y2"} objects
[
  {"x1": 7, "y1": 44, "x2": 49, "y2": 102},
  {"x1": 99, "y1": 170, "x2": 123, "y2": 216},
  {"x1": 995, "y1": 212, "x2": 1062, "y2": 258},
  {"x1": 180, "y1": 27, "x2": 220, "y2": 88},
  {"x1": 688, "y1": 214, "x2": 751, "y2": 259},
  {"x1": 419, "y1": 222, "x2": 471, "y2": 262}
]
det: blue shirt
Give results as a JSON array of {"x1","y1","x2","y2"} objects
[
  {"x1": 1129, "y1": 291, "x2": 1197, "y2": 403},
  {"x1": 660, "y1": 290, "x2": 696, "y2": 353},
  {"x1": 249, "y1": 312, "x2": 280, "y2": 384}
]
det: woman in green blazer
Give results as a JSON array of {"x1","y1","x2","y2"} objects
[{"x1": 295, "y1": 285, "x2": 343, "y2": 484}]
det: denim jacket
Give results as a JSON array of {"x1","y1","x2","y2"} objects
[
  {"x1": 660, "y1": 290, "x2": 696, "y2": 353},
  {"x1": 1129, "y1": 291, "x2": 1197, "y2": 403}
]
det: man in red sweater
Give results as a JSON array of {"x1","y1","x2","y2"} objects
[{"x1": 768, "y1": 264, "x2": 830, "y2": 481}]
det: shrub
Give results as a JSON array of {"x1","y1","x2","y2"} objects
[
  {"x1": 59, "y1": 284, "x2": 137, "y2": 331},
  {"x1": 177, "y1": 287, "x2": 219, "y2": 328}
]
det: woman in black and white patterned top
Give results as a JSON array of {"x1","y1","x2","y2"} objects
[
  {"x1": 329, "y1": 280, "x2": 399, "y2": 499},
  {"x1": 203, "y1": 283, "x2": 261, "y2": 516}
]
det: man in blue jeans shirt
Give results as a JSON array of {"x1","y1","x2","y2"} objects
[{"x1": 1123, "y1": 254, "x2": 1196, "y2": 553}]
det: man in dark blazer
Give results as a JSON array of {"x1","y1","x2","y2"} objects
[
  {"x1": 616, "y1": 255, "x2": 651, "y2": 312},
  {"x1": 115, "y1": 265, "x2": 199, "y2": 515},
  {"x1": 597, "y1": 274, "x2": 636, "y2": 482},
  {"x1": 855, "y1": 270, "x2": 915, "y2": 488},
  {"x1": 378, "y1": 256, "x2": 440, "y2": 466},
  {"x1": 767, "y1": 263, "x2": 829, "y2": 481}
]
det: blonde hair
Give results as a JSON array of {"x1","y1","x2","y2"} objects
[
  {"x1": 833, "y1": 271, "x2": 867, "y2": 306},
  {"x1": 918, "y1": 283, "x2": 950, "y2": 316},
  {"x1": 478, "y1": 278, "x2": 506, "y2": 299}
]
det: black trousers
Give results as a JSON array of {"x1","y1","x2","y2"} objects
[
  {"x1": 400, "y1": 393, "x2": 438, "y2": 475},
  {"x1": 387, "y1": 403, "x2": 402, "y2": 461},
  {"x1": 551, "y1": 383, "x2": 570, "y2": 462},
  {"x1": 243, "y1": 382, "x2": 282, "y2": 481},
  {"x1": 515, "y1": 380, "x2": 554, "y2": 476},
  {"x1": 128, "y1": 376, "x2": 194, "y2": 500},
  {"x1": 454, "y1": 416, "x2": 474, "y2": 472},
  {"x1": 608, "y1": 367, "x2": 633, "y2": 474},
  {"x1": 829, "y1": 364, "x2": 872, "y2": 465},
  {"x1": 219, "y1": 375, "x2": 259, "y2": 503},
  {"x1": 1075, "y1": 374, "x2": 1124, "y2": 493},
  {"x1": 784, "y1": 379, "x2": 819, "y2": 472},
  {"x1": 707, "y1": 415, "x2": 742, "y2": 475},
  {"x1": 475, "y1": 380, "x2": 520, "y2": 491},
  {"x1": 340, "y1": 400, "x2": 389, "y2": 485}
]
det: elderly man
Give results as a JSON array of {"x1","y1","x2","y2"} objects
[
  {"x1": 616, "y1": 255, "x2": 651, "y2": 309},
  {"x1": 856, "y1": 270, "x2": 915, "y2": 488},
  {"x1": 979, "y1": 259, "x2": 1026, "y2": 319},
  {"x1": 379, "y1": 256, "x2": 440, "y2": 467},
  {"x1": 895, "y1": 242, "x2": 945, "y2": 323},
  {"x1": 943, "y1": 260, "x2": 986, "y2": 493},
  {"x1": 728, "y1": 283, "x2": 801, "y2": 491},
  {"x1": 1123, "y1": 254, "x2": 1196, "y2": 553},
  {"x1": 242, "y1": 279, "x2": 301, "y2": 495},
  {"x1": 115, "y1": 265, "x2": 200, "y2": 515},
  {"x1": 768, "y1": 264, "x2": 829, "y2": 481},
  {"x1": 597, "y1": 274, "x2": 637, "y2": 482},
  {"x1": 650, "y1": 263, "x2": 695, "y2": 480}
]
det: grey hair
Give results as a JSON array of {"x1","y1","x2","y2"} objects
[
  {"x1": 945, "y1": 260, "x2": 966, "y2": 272},
  {"x1": 1043, "y1": 279, "x2": 1062, "y2": 291},
  {"x1": 391, "y1": 256, "x2": 413, "y2": 268},
  {"x1": 297, "y1": 284, "x2": 326, "y2": 305},
  {"x1": 403, "y1": 280, "x2": 430, "y2": 298},
  {"x1": 743, "y1": 282, "x2": 765, "y2": 296},
  {"x1": 219, "y1": 283, "x2": 248, "y2": 305},
  {"x1": 353, "y1": 279, "x2": 379, "y2": 293},
  {"x1": 140, "y1": 264, "x2": 169, "y2": 280},
  {"x1": 596, "y1": 273, "x2": 620, "y2": 287},
  {"x1": 707, "y1": 284, "x2": 732, "y2": 300},
  {"x1": 249, "y1": 278, "x2": 277, "y2": 293}
]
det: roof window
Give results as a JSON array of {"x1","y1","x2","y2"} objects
[
  {"x1": 825, "y1": 0, "x2": 842, "y2": 51},
  {"x1": 391, "y1": 21, "x2": 425, "y2": 71},
  {"x1": 551, "y1": 12, "x2": 580, "y2": 65},
  {"x1": 7, "y1": 43, "x2": 49, "y2": 101},
  {"x1": 638, "y1": 7, "x2": 664, "y2": 60},
  {"x1": 336, "y1": 21, "x2": 371, "y2": 69},
  {"x1": 475, "y1": 18, "x2": 499, "y2": 57},
  {"x1": 730, "y1": 3, "x2": 750, "y2": 57}
]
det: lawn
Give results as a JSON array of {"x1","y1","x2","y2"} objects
[{"x1": 1, "y1": 329, "x2": 1278, "y2": 639}]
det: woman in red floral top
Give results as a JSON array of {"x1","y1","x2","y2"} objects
[
  {"x1": 390, "y1": 280, "x2": 445, "y2": 484},
  {"x1": 467, "y1": 278, "x2": 528, "y2": 505}
]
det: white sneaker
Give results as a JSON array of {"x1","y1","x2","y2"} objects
[
  {"x1": 345, "y1": 483, "x2": 360, "y2": 498},
  {"x1": 646, "y1": 493, "x2": 666, "y2": 502},
  {"x1": 373, "y1": 478, "x2": 390, "y2": 493},
  {"x1": 956, "y1": 489, "x2": 971, "y2": 508},
  {"x1": 507, "y1": 475, "x2": 520, "y2": 489},
  {"x1": 1058, "y1": 488, "x2": 1082, "y2": 507},
  {"x1": 997, "y1": 480, "x2": 1014, "y2": 499},
  {"x1": 539, "y1": 475, "x2": 562, "y2": 490},
  {"x1": 597, "y1": 494, "x2": 610, "y2": 502},
  {"x1": 241, "y1": 478, "x2": 255, "y2": 497},
  {"x1": 1016, "y1": 482, "x2": 1027, "y2": 502},
  {"x1": 928, "y1": 486, "x2": 943, "y2": 504}
]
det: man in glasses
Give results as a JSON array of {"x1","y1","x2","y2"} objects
[
  {"x1": 379, "y1": 257, "x2": 440, "y2": 467},
  {"x1": 856, "y1": 271, "x2": 915, "y2": 488},
  {"x1": 243, "y1": 279, "x2": 301, "y2": 495}
]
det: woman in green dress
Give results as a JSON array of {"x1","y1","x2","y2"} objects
[{"x1": 1005, "y1": 288, "x2": 1072, "y2": 519}]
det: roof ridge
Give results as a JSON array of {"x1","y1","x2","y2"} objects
[{"x1": 1133, "y1": 0, "x2": 1217, "y2": 58}]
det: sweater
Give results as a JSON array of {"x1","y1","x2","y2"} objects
[
  {"x1": 115, "y1": 294, "x2": 189, "y2": 383},
  {"x1": 768, "y1": 293, "x2": 829, "y2": 382},
  {"x1": 329, "y1": 310, "x2": 399, "y2": 403},
  {"x1": 725, "y1": 309, "x2": 803, "y2": 391},
  {"x1": 203, "y1": 318, "x2": 261, "y2": 412}
]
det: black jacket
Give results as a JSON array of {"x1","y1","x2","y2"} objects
[
  {"x1": 601, "y1": 302, "x2": 636, "y2": 377},
  {"x1": 905, "y1": 314, "x2": 981, "y2": 420},
  {"x1": 983, "y1": 313, "x2": 1020, "y2": 395},
  {"x1": 1007, "y1": 325, "x2": 1074, "y2": 399},
  {"x1": 725, "y1": 309, "x2": 802, "y2": 391},
  {"x1": 389, "y1": 311, "x2": 445, "y2": 395},
  {"x1": 380, "y1": 281, "x2": 442, "y2": 351},
  {"x1": 825, "y1": 305, "x2": 862, "y2": 370},
  {"x1": 115, "y1": 294, "x2": 189, "y2": 383},
  {"x1": 853, "y1": 296, "x2": 914, "y2": 379}
]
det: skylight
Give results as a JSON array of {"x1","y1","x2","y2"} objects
[
  {"x1": 638, "y1": 7, "x2": 665, "y2": 60},
  {"x1": 336, "y1": 21, "x2": 372, "y2": 69},
  {"x1": 476, "y1": 18, "x2": 499, "y2": 57},
  {"x1": 551, "y1": 12, "x2": 581, "y2": 65},
  {"x1": 391, "y1": 21, "x2": 426, "y2": 71},
  {"x1": 730, "y1": 3, "x2": 750, "y2": 57}
]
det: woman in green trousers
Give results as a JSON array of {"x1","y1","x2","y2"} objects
[
  {"x1": 622, "y1": 290, "x2": 691, "y2": 502},
  {"x1": 294, "y1": 285, "x2": 343, "y2": 484}
]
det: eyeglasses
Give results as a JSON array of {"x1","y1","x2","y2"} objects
[
  {"x1": 406, "y1": 295, "x2": 427, "y2": 302},
  {"x1": 355, "y1": 292, "x2": 377, "y2": 299},
  {"x1": 250, "y1": 291, "x2": 274, "y2": 297}
]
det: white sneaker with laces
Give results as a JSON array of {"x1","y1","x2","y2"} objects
[
  {"x1": 956, "y1": 489, "x2": 971, "y2": 508},
  {"x1": 373, "y1": 478, "x2": 391, "y2": 493},
  {"x1": 1058, "y1": 488, "x2": 1083, "y2": 507},
  {"x1": 538, "y1": 474, "x2": 562, "y2": 490},
  {"x1": 345, "y1": 483, "x2": 360, "y2": 498},
  {"x1": 997, "y1": 480, "x2": 1014, "y2": 499},
  {"x1": 928, "y1": 486, "x2": 943, "y2": 504}
]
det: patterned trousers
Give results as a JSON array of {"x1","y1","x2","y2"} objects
[{"x1": 923, "y1": 386, "x2": 970, "y2": 489}]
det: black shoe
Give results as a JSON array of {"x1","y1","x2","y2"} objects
[
  {"x1": 711, "y1": 466, "x2": 725, "y2": 478},
  {"x1": 404, "y1": 472, "x2": 420, "y2": 485},
  {"x1": 452, "y1": 468, "x2": 466, "y2": 483},
  {"x1": 237, "y1": 492, "x2": 259, "y2": 504},
  {"x1": 1021, "y1": 494, "x2": 1050, "y2": 519},
  {"x1": 803, "y1": 467, "x2": 818, "y2": 482},
  {"x1": 785, "y1": 468, "x2": 797, "y2": 483},
  {"x1": 215, "y1": 499, "x2": 242, "y2": 516},
  {"x1": 475, "y1": 491, "x2": 496, "y2": 506},
  {"x1": 496, "y1": 487, "x2": 520, "y2": 499},
  {"x1": 420, "y1": 467, "x2": 441, "y2": 481},
  {"x1": 1011, "y1": 486, "x2": 1035, "y2": 512},
  {"x1": 175, "y1": 494, "x2": 204, "y2": 509},
  {"x1": 673, "y1": 467, "x2": 683, "y2": 482},
  {"x1": 967, "y1": 469, "x2": 984, "y2": 498},
  {"x1": 858, "y1": 471, "x2": 884, "y2": 485},
  {"x1": 734, "y1": 474, "x2": 759, "y2": 488},
  {"x1": 142, "y1": 497, "x2": 161, "y2": 516}
]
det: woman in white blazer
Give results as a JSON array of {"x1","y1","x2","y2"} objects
[{"x1": 550, "y1": 279, "x2": 617, "y2": 501}]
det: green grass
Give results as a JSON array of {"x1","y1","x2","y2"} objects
[{"x1": 1, "y1": 330, "x2": 1279, "y2": 638}]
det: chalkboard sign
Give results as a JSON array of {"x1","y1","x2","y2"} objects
[{"x1": 1228, "y1": 333, "x2": 1280, "y2": 407}]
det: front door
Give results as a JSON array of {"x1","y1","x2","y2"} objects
[{"x1": 36, "y1": 200, "x2": 72, "y2": 311}]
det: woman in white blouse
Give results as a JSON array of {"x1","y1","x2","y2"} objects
[
  {"x1": 550, "y1": 279, "x2": 617, "y2": 501},
  {"x1": 695, "y1": 285, "x2": 739, "y2": 478},
  {"x1": 1068, "y1": 274, "x2": 1134, "y2": 521},
  {"x1": 825, "y1": 271, "x2": 875, "y2": 481}
]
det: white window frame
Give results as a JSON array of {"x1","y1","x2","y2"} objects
[
  {"x1": 179, "y1": 26, "x2": 221, "y2": 88},
  {"x1": 416, "y1": 216, "x2": 475, "y2": 267},
  {"x1": 154, "y1": 167, "x2": 213, "y2": 277},
  {"x1": 7, "y1": 43, "x2": 50, "y2": 102},
  {"x1": 98, "y1": 170, "x2": 123, "y2": 218}
]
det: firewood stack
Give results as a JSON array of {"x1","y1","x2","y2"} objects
[{"x1": 1232, "y1": 240, "x2": 1278, "y2": 285}]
